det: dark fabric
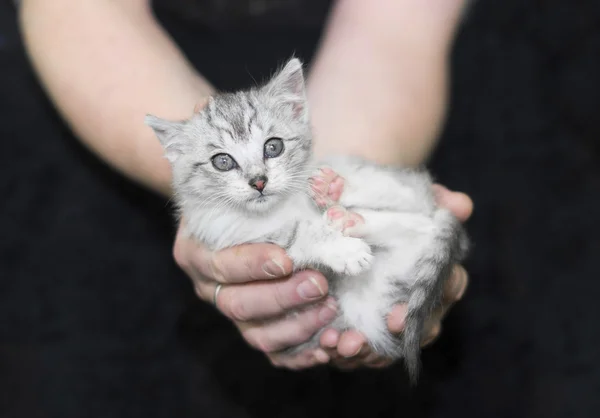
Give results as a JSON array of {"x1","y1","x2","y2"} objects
[
  {"x1": 151, "y1": 0, "x2": 333, "y2": 30},
  {"x1": 1, "y1": 0, "x2": 600, "y2": 417}
]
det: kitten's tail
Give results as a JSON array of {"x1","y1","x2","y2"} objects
[{"x1": 402, "y1": 208, "x2": 469, "y2": 384}]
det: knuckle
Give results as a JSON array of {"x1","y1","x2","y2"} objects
[
  {"x1": 421, "y1": 323, "x2": 442, "y2": 346},
  {"x1": 226, "y1": 290, "x2": 250, "y2": 322},
  {"x1": 300, "y1": 315, "x2": 322, "y2": 340},
  {"x1": 272, "y1": 282, "x2": 290, "y2": 313},
  {"x1": 244, "y1": 330, "x2": 274, "y2": 354},
  {"x1": 172, "y1": 238, "x2": 189, "y2": 269},
  {"x1": 207, "y1": 253, "x2": 228, "y2": 283},
  {"x1": 243, "y1": 331, "x2": 262, "y2": 351},
  {"x1": 241, "y1": 252, "x2": 257, "y2": 279},
  {"x1": 259, "y1": 340, "x2": 278, "y2": 354},
  {"x1": 268, "y1": 356, "x2": 283, "y2": 368},
  {"x1": 431, "y1": 323, "x2": 442, "y2": 338},
  {"x1": 193, "y1": 283, "x2": 205, "y2": 301},
  {"x1": 285, "y1": 311, "x2": 318, "y2": 344}
]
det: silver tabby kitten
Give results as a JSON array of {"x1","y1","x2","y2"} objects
[{"x1": 146, "y1": 58, "x2": 468, "y2": 382}]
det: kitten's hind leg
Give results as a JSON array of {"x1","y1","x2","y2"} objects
[
  {"x1": 313, "y1": 163, "x2": 436, "y2": 213},
  {"x1": 285, "y1": 219, "x2": 373, "y2": 276},
  {"x1": 325, "y1": 206, "x2": 433, "y2": 248},
  {"x1": 325, "y1": 205, "x2": 365, "y2": 236}
]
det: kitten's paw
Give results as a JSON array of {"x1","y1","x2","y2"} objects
[
  {"x1": 310, "y1": 167, "x2": 345, "y2": 208},
  {"x1": 325, "y1": 237, "x2": 373, "y2": 276},
  {"x1": 326, "y1": 205, "x2": 366, "y2": 237}
]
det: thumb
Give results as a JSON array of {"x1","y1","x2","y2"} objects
[{"x1": 432, "y1": 184, "x2": 473, "y2": 222}]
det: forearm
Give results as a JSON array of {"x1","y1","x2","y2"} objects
[
  {"x1": 19, "y1": 0, "x2": 214, "y2": 196},
  {"x1": 308, "y1": 0, "x2": 468, "y2": 167}
]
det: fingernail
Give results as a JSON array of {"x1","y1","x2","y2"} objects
[
  {"x1": 318, "y1": 303, "x2": 337, "y2": 323},
  {"x1": 454, "y1": 269, "x2": 468, "y2": 300},
  {"x1": 344, "y1": 345, "x2": 362, "y2": 358},
  {"x1": 262, "y1": 256, "x2": 288, "y2": 278},
  {"x1": 297, "y1": 277, "x2": 325, "y2": 300},
  {"x1": 314, "y1": 349, "x2": 330, "y2": 364},
  {"x1": 421, "y1": 323, "x2": 442, "y2": 346},
  {"x1": 321, "y1": 331, "x2": 339, "y2": 348}
]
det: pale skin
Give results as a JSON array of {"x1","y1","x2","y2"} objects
[{"x1": 19, "y1": 0, "x2": 471, "y2": 369}]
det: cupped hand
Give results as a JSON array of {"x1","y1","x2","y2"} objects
[
  {"x1": 320, "y1": 184, "x2": 473, "y2": 370},
  {"x1": 173, "y1": 225, "x2": 335, "y2": 369}
]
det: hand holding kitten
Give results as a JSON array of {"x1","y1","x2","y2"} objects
[
  {"x1": 322, "y1": 184, "x2": 472, "y2": 370},
  {"x1": 172, "y1": 183, "x2": 471, "y2": 371},
  {"x1": 172, "y1": 224, "x2": 337, "y2": 369}
]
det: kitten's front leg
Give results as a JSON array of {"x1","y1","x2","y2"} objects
[
  {"x1": 285, "y1": 219, "x2": 373, "y2": 276},
  {"x1": 310, "y1": 167, "x2": 345, "y2": 209}
]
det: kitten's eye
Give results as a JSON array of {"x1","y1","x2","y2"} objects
[
  {"x1": 264, "y1": 138, "x2": 284, "y2": 159},
  {"x1": 211, "y1": 153, "x2": 237, "y2": 171}
]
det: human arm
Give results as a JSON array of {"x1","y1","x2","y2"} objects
[
  {"x1": 18, "y1": 0, "x2": 211, "y2": 196},
  {"x1": 304, "y1": 0, "x2": 472, "y2": 367}
]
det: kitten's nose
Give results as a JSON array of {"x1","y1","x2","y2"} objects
[{"x1": 249, "y1": 175, "x2": 268, "y2": 192}]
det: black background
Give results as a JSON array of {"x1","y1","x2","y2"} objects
[{"x1": 1, "y1": 1, "x2": 600, "y2": 417}]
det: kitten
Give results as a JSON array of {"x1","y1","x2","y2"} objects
[
  {"x1": 145, "y1": 59, "x2": 373, "y2": 275},
  {"x1": 145, "y1": 58, "x2": 468, "y2": 382}
]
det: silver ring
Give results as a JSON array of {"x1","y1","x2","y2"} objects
[{"x1": 213, "y1": 283, "x2": 223, "y2": 306}]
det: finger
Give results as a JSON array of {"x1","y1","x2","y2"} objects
[
  {"x1": 420, "y1": 265, "x2": 467, "y2": 326},
  {"x1": 331, "y1": 353, "x2": 384, "y2": 371},
  {"x1": 320, "y1": 329, "x2": 343, "y2": 362},
  {"x1": 421, "y1": 321, "x2": 442, "y2": 347},
  {"x1": 201, "y1": 270, "x2": 329, "y2": 321},
  {"x1": 319, "y1": 328, "x2": 340, "y2": 349},
  {"x1": 240, "y1": 298, "x2": 338, "y2": 353},
  {"x1": 368, "y1": 359, "x2": 394, "y2": 369},
  {"x1": 269, "y1": 348, "x2": 329, "y2": 370},
  {"x1": 386, "y1": 304, "x2": 408, "y2": 334},
  {"x1": 442, "y1": 265, "x2": 468, "y2": 304},
  {"x1": 354, "y1": 345, "x2": 374, "y2": 361},
  {"x1": 176, "y1": 233, "x2": 293, "y2": 284},
  {"x1": 313, "y1": 348, "x2": 331, "y2": 364},
  {"x1": 432, "y1": 184, "x2": 473, "y2": 223},
  {"x1": 330, "y1": 352, "x2": 364, "y2": 370},
  {"x1": 385, "y1": 266, "x2": 468, "y2": 345},
  {"x1": 332, "y1": 343, "x2": 373, "y2": 364},
  {"x1": 361, "y1": 350, "x2": 382, "y2": 364},
  {"x1": 337, "y1": 330, "x2": 366, "y2": 358},
  {"x1": 336, "y1": 346, "x2": 392, "y2": 369}
]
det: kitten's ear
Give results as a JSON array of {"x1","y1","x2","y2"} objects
[
  {"x1": 265, "y1": 58, "x2": 307, "y2": 120},
  {"x1": 144, "y1": 114, "x2": 187, "y2": 163}
]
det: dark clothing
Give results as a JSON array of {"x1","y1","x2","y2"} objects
[
  {"x1": 2, "y1": 0, "x2": 600, "y2": 417},
  {"x1": 152, "y1": 0, "x2": 333, "y2": 30}
]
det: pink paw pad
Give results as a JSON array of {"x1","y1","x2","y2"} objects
[
  {"x1": 310, "y1": 168, "x2": 345, "y2": 208},
  {"x1": 326, "y1": 206, "x2": 365, "y2": 236}
]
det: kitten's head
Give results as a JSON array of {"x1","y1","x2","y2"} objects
[{"x1": 146, "y1": 58, "x2": 312, "y2": 214}]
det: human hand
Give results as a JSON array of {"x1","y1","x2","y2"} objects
[
  {"x1": 173, "y1": 222, "x2": 336, "y2": 369},
  {"x1": 318, "y1": 184, "x2": 473, "y2": 369}
]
